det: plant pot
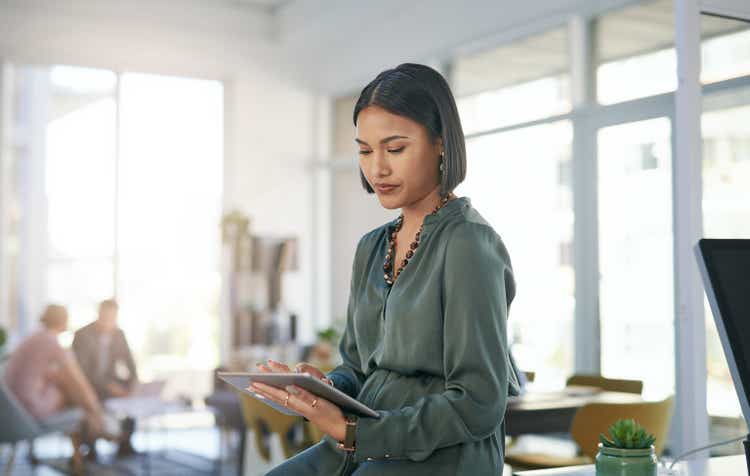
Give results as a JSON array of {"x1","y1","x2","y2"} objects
[{"x1": 595, "y1": 443, "x2": 657, "y2": 476}]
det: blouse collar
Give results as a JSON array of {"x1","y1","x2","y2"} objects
[{"x1": 386, "y1": 196, "x2": 471, "y2": 234}]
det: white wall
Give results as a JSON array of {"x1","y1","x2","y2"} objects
[{"x1": 223, "y1": 68, "x2": 323, "y2": 343}]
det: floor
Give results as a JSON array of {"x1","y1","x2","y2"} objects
[{"x1": 0, "y1": 410, "x2": 243, "y2": 476}]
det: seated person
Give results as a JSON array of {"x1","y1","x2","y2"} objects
[
  {"x1": 73, "y1": 298, "x2": 139, "y2": 458},
  {"x1": 3, "y1": 304, "x2": 106, "y2": 437}
]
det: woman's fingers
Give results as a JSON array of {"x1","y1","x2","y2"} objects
[
  {"x1": 251, "y1": 382, "x2": 291, "y2": 400},
  {"x1": 254, "y1": 359, "x2": 292, "y2": 373},
  {"x1": 249, "y1": 382, "x2": 323, "y2": 411},
  {"x1": 266, "y1": 359, "x2": 291, "y2": 372},
  {"x1": 295, "y1": 362, "x2": 325, "y2": 379},
  {"x1": 255, "y1": 362, "x2": 272, "y2": 372},
  {"x1": 284, "y1": 384, "x2": 317, "y2": 406}
]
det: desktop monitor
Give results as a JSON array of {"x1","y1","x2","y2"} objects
[{"x1": 694, "y1": 239, "x2": 750, "y2": 429}]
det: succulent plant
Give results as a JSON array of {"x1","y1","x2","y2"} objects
[
  {"x1": 599, "y1": 419, "x2": 656, "y2": 449},
  {"x1": 316, "y1": 327, "x2": 340, "y2": 345}
]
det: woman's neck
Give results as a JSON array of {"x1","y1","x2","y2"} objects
[{"x1": 399, "y1": 189, "x2": 455, "y2": 232}]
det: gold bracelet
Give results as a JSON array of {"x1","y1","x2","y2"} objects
[{"x1": 336, "y1": 415, "x2": 357, "y2": 452}]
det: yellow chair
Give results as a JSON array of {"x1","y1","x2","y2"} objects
[
  {"x1": 566, "y1": 374, "x2": 644, "y2": 395},
  {"x1": 505, "y1": 395, "x2": 674, "y2": 470},
  {"x1": 235, "y1": 389, "x2": 315, "y2": 462}
]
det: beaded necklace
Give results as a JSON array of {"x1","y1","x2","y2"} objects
[{"x1": 383, "y1": 193, "x2": 455, "y2": 286}]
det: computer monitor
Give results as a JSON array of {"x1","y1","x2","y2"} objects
[{"x1": 694, "y1": 239, "x2": 750, "y2": 429}]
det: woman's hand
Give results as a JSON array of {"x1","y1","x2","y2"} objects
[
  {"x1": 255, "y1": 359, "x2": 335, "y2": 388},
  {"x1": 251, "y1": 359, "x2": 347, "y2": 441}
]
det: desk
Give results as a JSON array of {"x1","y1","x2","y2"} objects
[
  {"x1": 505, "y1": 387, "x2": 643, "y2": 436},
  {"x1": 512, "y1": 455, "x2": 746, "y2": 475}
]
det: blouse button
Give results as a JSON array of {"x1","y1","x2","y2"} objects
[
  {"x1": 366, "y1": 457, "x2": 374, "y2": 461},
  {"x1": 384, "y1": 454, "x2": 390, "y2": 458}
]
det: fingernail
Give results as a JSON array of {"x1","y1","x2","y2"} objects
[{"x1": 285, "y1": 385, "x2": 299, "y2": 395}]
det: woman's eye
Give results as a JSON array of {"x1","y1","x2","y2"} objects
[
  {"x1": 387, "y1": 147, "x2": 405, "y2": 154},
  {"x1": 358, "y1": 150, "x2": 372, "y2": 155}
]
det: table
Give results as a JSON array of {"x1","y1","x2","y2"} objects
[
  {"x1": 513, "y1": 454, "x2": 747, "y2": 475},
  {"x1": 505, "y1": 386, "x2": 644, "y2": 436}
]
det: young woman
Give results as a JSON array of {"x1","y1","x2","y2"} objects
[
  {"x1": 4, "y1": 304, "x2": 106, "y2": 436},
  {"x1": 250, "y1": 63, "x2": 520, "y2": 475}
]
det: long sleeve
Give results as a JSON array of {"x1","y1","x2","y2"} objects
[
  {"x1": 351, "y1": 222, "x2": 515, "y2": 463},
  {"x1": 325, "y1": 236, "x2": 368, "y2": 399}
]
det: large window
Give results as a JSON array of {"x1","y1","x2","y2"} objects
[
  {"x1": 597, "y1": 0, "x2": 750, "y2": 105},
  {"x1": 453, "y1": 27, "x2": 571, "y2": 135},
  {"x1": 117, "y1": 73, "x2": 223, "y2": 391},
  {"x1": 6, "y1": 64, "x2": 223, "y2": 400},
  {"x1": 595, "y1": 1, "x2": 750, "y2": 426},
  {"x1": 46, "y1": 66, "x2": 118, "y2": 329}
]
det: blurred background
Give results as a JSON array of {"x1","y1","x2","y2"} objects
[{"x1": 0, "y1": 0, "x2": 748, "y2": 475}]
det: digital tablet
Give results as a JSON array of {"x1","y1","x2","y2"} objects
[{"x1": 218, "y1": 372, "x2": 380, "y2": 419}]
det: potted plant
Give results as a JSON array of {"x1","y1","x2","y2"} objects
[
  {"x1": 596, "y1": 419, "x2": 658, "y2": 476},
  {"x1": 0, "y1": 325, "x2": 6, "y2": 360}
]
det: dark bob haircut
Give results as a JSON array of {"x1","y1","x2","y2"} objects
[{"x1": 353, "y1": 63, "x2": 466, "y2": 199}]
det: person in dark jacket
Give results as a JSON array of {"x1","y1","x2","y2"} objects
[{"x1": 73, "y1": 298, "x2": 138, "y2": 458}]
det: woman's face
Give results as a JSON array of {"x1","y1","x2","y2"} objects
[{"x1": 356, "y1": 105, "x2": 442, "y2": 210}]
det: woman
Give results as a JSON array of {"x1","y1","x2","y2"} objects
[
  {"x1": 4, "y1": 304, "x2": 106, "y2": 436},
  {"x1": 250, "y1": 63, "x2": 520, "y2": 475}
]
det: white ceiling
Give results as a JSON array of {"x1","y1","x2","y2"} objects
[
  {"x1": 271, "y1": 0, "x2": 637, "y2": 95},
  {"x1": 2, "y1": 0, "x2": 746, "y2": 96}
]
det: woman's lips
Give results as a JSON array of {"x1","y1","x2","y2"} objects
[{"x1": 375, "y1": 184, "x2": 399, "y2": 193}]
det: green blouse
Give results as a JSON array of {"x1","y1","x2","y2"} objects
[{"x1": 325, "y1": 196, "x2": 520, "y2": 474}]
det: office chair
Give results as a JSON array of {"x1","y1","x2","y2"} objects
[
  {"x1": 505, "y1": 395, "x2": 674, "y2": 470},
  {"x1": 566, "y1": 374, "x2": 644, "y2": 395}
]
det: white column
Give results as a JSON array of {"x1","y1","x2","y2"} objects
[
  {"x1": 17, "y1": 67, "x2": 50, "y2": 337},
  {"x1": 219, "y1": 79, "x2": 236, "y2": 363},
  {"x1": 570, "y1": 15, "x2": 601, "y2": 375},
  {"x1": 671, "y1": 0, "x2": 709, "y2": 456},
  {"x1": 0, "y1": 62, "x2": 10, "y2": 331},
  {"x1": 312, "y1": 95, "x2": 333, "y2": 333}
]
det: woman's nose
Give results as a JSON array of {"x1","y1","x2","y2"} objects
[{"x1": 369, "y1": 150, "x2": 390, "y2": 176}]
